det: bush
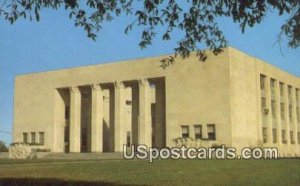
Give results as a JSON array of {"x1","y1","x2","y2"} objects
[{"x1": 0, "y1": 140, "x2": 8, "y2": 152}]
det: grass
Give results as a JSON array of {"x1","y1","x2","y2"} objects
[{"x1": 0, "y1": 159, "x2": 300, "y2": 185}]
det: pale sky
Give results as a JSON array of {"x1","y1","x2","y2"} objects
[{"x1": 0, "y1": 7, "x2": 299, "y2": 145}]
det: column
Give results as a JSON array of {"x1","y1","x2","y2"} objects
[
  {"x1": 284, "y1": 84, "x2": 291, "y2": 146},
  {"x1": 91, "y1": 84, "x2": 103, "y2": 152},
  {"x1": 266, "y1": 77, "x2": 273, "y2": 144},
  {"x1": 69, "y1": 86, "x2": 81, "y2": 152},
  {"x1": 138, "y1": 79, "x2": 152, "y2": 147},
  {"x1": 275, "y1": 80, "x2": 282, "y2": 145},
  {"x1": 114, "y1": 81, "x2": 126, "y2": 152},
  {"x1": 292, "y1": 88, "x2": 298, "y2": 145},
  {"x1": 154, "y1": 81, "x2": 165, "y2": 148},
  {"x1": 257, "y1": 74, "x2": 263, "y2": 144},
  {"x1": 131, "y1": 84, "x2": 139, "y2": 145},
  {"x1": 202, "y1": 125, "x2": 208, "y2": 139}
]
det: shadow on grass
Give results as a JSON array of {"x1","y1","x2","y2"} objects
[{"x1": 0, "y1": 178, "x2": 146, "y2": 186}]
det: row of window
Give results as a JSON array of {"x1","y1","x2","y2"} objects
[
  {"x1": 260, "y1": 75, "x2": 300, "y2": 122},
  {"x1": 181, "y1": 124, "x2": 216, "y2": 140},
  {"x1": 260, "y1": 75, "x2": 299, "y2": 105},
  {"x1": 23, "y1": 132, "x2": 44, "y2": 145},
  {"x1": 262, "y1": 127, "x2": 300, "y2": 144}
]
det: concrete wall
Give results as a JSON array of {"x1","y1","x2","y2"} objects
[
  {"x1": 164, "y1": 50, "x2": 232, "y2": 147},
  {"x1": 13, "y1": 47, "x2": 300, "y2": 155}
]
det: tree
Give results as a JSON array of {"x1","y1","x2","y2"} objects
[
  {"x1": 0, "y1": 140, "x2": 8, "y2": 152},
  {"x1": 0, "y1": 0, "x2": 299, "y2": 66}
]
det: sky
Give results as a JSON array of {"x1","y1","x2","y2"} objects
[{"x1": 0, "y1": 5, "x2": 299, "y2": 146}]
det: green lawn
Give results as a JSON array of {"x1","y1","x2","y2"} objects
[{"x1": 0, "y1": 159, "x2": 299, "y2": 186}]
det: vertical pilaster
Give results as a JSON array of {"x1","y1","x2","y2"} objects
[
  {"x1": 138, "y1": 79, "x2": 152, "y2": 147},
  {"x1": 114, "y1": 81, "x2": 126, "y2": 152},
  {"x1": 284, "y1": 84, "x2": 291, "y2": 146},
  {"x1": 275, "y1": 80, "x2": 282, "y2": 145},
  {"x1": 69, "y1": 86, "x2": 81, "y2": 152},
  {"x1": 154, "y1": 81, "x2": 165, "y2": 148},
  {"x1": 202, "y1": 125, "x2": 208, "y2": 139},
  {"x1": 266, "y1": 77, "x2": 273, "y2": 144},
  {"x1": 91, "y1": 84, "x2": 103, "y2": 152},
  {"x1": 131, "y1": 84, "x2": 139, "y2": 146},
  {"x1": 292, "y1": 88, "x2": 298, "y2": 146}
]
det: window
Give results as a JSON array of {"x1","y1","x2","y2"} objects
[
  {"x1": 261, "y1": 97, "x2": 267, "y2": 115},
  {"x1": 262, "y1": 127, "x2": 267, "y2": 143},
  {"x1": 127, "y1": 131, "x2": 131, "y2": 147},
  {"x1": 65, "y1": 106, "x2": 70, "y2": 120},
  {"x1": 31, "y1": 132, "x2": 36, "y2": 144},
  {"x1": 290, "y1": 131, "x2": 295, "y2": 144},
  {"x1": 194, "y1": 125, "x2": 202, "y2": 139},
  {"x1": 260, "y1": 74, "x2": 266, "y2": 90},
  {"x1": 281, "y1": 103, "x2": 285, "y2": 120},
  {"x1": 181, "y1": 126, "x2": 189, "y2": 138},
  {"x1": 23, "y1": 133, "x2": 28, "y2": 144},
  {"x1": 282, "y1": 130, "x2": 287, "y2": 144},
  {"x1": 272, "y1": 129, "x2": 277, "y2": 143},
  {"x1": 271, "y1": 100, "x2": 276, "y2": 118},
  {"x1": 298, "y1": 132, "x2": 300, "y2": 144},
  {"x1": 126, "y1": 100, "x2": 132, "y2": 105},
  {"x1": 64, "y1": 127, "x2": 69, "y2": 142},
  {"x1": 81, "y1": 128, "x2": 87, "y2": 146},
  {"x1": 39, "y1": 132, "x2": 44, "y2": 145},
  {"x1": 207, "y1": 124, "x2": 216, "y2": 140},
  {"x1": 296, "y1": 89, "x2": 299, "y2": 104},
  {"x1": 289, "y1": 105, "x2": 293, "y2": 121},
  {"x1": 280, "y1": 82, "x2": 284, "y2": 97},
  {"x1": 270, "y1": 79, "x2": 275, "y2": 97},
  {"x1": 270, "y1": 79, "x2": 275, "y2": 89},
  {"x1": 297, "y1": 107, "x2": 300, "y2": 122},
  {"x1": 288, "y1": 85, "x2": 292, "y2": 102}
]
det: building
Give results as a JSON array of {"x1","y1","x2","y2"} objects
[{"x1": 13, "y1": 47, "x2": 300, "y2": 156}]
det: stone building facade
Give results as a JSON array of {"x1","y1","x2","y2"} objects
[{"x1": 13, "y1": 47, "x2": 300, "y2": 156}]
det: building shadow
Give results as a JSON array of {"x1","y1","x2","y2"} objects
[{"x1": 0, "y1": 177, "x2": 146, "y2": 186}]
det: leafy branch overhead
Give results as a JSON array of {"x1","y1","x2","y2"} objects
[{"x1": 1, "y1": 0, "x2": 299, "y2": 63}]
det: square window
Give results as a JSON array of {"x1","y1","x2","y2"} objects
[
  {"x1": 31, "y1": 132, "x2": 36, "y2": 144},
  {"x1": 23, "y1": 133, "x2": 28, "y2": 144},
  {"x1": 39, "y1": 132, "x2": 44, "y2": 145},
  {"x1": 207, "y1": 124, "x2": 216, "y2": 140},
  {"x1": 290, "y1": 131, "x2": 295, "y2": 144},
  {"x1": 281, "y1": 103, "x2": 285, "y2": 120},
  {"x1": 194, "y1": 125, "x2": 202, "y2": 140},
  {"x1": 271, "y1": 100, "x2": 276, "y2": 117},
  {"x1": 260, "y1": 75, "x2": 266, "y2": 90},
  {"x1": 262, "y1": 127, "x2": 267, "y2": 143},
  {"x1": 280, "y1": 83, "x2": 284, "y2": 96},
  {"x1": 272, "y1": 129, "x2": 277, "y2": 143},
  {"x1": 181, "y1": 126, "x2": 189, "y2": 138},
  {"x1": 282, "y1": 130, "x2": 287, "y2": 144}
]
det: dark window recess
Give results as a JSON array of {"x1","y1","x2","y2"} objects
[
  {"x1": 65, "y1": 106, "x2": 70, "y2": 120},
  {"x1": 207, "y1": 124, "x2": 216, "y2": 140},
  {"x1": 31, "y1": 132, "x2": 36, "y2": 144},
  {"x1": 39, "y1": 132, "x2": 44, "y2": 145},
  {"x1": 262, "y1": 127, "x2": 267, "y2": 143},
  {"x1": 64, "y1": 127, "x2": 69, "y2": 142},
  {"x1": 23, "y1": 133, "x2": 28, "y2": 144},
  {"x1": 126, "y1": 100, "x2": 132, "y2": 105},
  {"x1": 194, "y1": 125, "x2": 202, "y2": 139},
  {"x1": 181, "y1": 126, "x2": 189, "y2": 138},
  {"x1": 81, "y1": 128, "x2": 87, "y2": 146},
  {"x1": 127, "y1": 131, "x2": 131, "y2": 147}
]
